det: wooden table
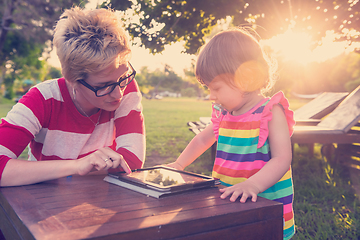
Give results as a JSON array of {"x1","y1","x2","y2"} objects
[{"x1": 0, "y1": 173, "x2": 283, "y2": 240}]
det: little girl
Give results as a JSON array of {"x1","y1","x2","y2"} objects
[{"x1": 167, "y1": 28, "x2": 295, "y2": 239}]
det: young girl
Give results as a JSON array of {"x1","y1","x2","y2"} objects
[{"x1": 167, "y1": 28, "x2": 295, "y2": 239}]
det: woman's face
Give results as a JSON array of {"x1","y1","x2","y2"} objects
[{"x1": 76, "y1": 62, "x2": 130, "y2": 113}]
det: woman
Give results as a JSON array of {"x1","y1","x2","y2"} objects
[{"x1": 0, "y1": 7, "x2": 145, "y2": 186}]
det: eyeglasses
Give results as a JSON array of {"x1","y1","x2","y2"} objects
[{"x1": 77, "y1": 63, "x2": 136, "y2": 97}]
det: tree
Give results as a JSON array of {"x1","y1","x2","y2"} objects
[
  {"x1": 0, "y1": 0, "x2": 85, "y2": 98},
  {"x1": 135, "y1": 64, "x2": 192, "y2": 97},
  {"x1": 135, "y1": 66, "x2": 153, "y2": 94},
  {"x1": 0, "y1": 0, "x2": 86, "y2": 75},
  {"x1": 2, "y1": 31, "x2": 45, "y2": 99},
  {"x1": 182, "y1": 60, "x2": 207, "y2": 98},
  {"x1": 0, "y1": 0, "x2": 86, "y2": 62},
  {"x1": 107, "y1": 0, "x2": 360, "y2": 54}
]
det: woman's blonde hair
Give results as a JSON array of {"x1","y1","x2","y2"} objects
[
  {"x1": 195, "y1": 27, "x2": 277, "y2": 94},
  {"x1": 53, "y1": 7, "x2": 131, "y2": 82}
]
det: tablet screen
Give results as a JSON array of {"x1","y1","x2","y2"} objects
[{"x1": 124, "y1": 167, "x2": 210, "y2": 189}]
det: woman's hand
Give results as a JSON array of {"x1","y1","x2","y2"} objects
[
  {"x1": 76, "y1": 147, "x2": 131, "y2": 175},
  {"x1": 166, "y1": 161, "x2": 184, "y2": 170},
  {"x1": 219, "y1": 179, "x2": 261, "y2": 203}
]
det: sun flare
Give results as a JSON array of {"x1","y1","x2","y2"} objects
[{"x1": 262, "y1": 30, "x2": 359, "y2": 65}]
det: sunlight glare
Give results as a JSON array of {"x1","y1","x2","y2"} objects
[
  {"x1": 262, "y1": 30, "x2": 359, "y2": 65},
  {"x1": 262, "y1": 30, "x2": 313, "y2": 64}
]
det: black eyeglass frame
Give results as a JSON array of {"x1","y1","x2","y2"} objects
[{"x1": 77, "y1": 63, "x2": 136, "y2": 97}]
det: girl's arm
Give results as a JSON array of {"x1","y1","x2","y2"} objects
[
  {"x1": 220, "y1": 104, "x2": 292, "y2": 202},
  {"x1": 167, "y1": 123, "x2": 216, "y2": 170}
]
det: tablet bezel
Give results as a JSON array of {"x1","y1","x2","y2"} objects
[{"x1": 108, "y1": 166, "x2": 216, "y2": 192}]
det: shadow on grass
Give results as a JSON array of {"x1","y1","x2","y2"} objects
[{"x1": 292, "y1": 145, "x2": 360, "y2": 240}]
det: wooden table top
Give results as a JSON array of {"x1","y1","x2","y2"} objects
[{"x1": 0, "y1": 173, "x2": 283, "y2": 240}]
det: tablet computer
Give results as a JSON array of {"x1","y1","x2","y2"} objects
[{"x1": 107, "y1": 166, "x2": 218, "y2": 194}]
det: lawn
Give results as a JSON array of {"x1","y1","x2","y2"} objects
[
  {"x1": 141, "y1": 98, "x2": 213, "y2": 174},
  {"x1": 0, "y1": 97, "x2": 359, "y2": 239},
  {"x1": 0, "y1": 97, "x2": 14, "y2": 118}
]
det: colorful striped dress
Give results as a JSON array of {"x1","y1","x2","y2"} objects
[{"x1": 211, "y1": 91, "x2": 295, "y2": 240}]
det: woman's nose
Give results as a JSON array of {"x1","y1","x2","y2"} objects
[{"x1": 110, "y1": 85, "x2": 123, "y2": 99}]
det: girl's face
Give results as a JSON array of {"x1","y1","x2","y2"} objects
[
  {"x1": 207, "y1": 75, "x2": 262, "y2": 115},
  {"x1": 76, "y1": 62, "x2": 130, "y2": 114}
]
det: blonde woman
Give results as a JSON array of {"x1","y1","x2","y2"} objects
[{"x1": 0, "y1": 7, "x2": 145, "y2": 186}]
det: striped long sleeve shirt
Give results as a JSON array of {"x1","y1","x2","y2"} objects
[{"x1": 0, "y1": 78, "x2": 145, "y2": 179}]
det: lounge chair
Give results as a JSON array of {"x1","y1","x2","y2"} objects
[
  {"x1": 294, "y1": 92, "x2": 348, "y2": 126},
  {"x1": 292, "y1": 85, "x2": 360, "y2": 164},
  {"x1": 192, "y1": 91, "x2": 348, "y2": 129}
]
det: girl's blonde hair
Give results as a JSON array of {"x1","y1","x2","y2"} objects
[
  {"x1": 195, "y1": 27, "x2": 277, "y2": 94},
  {"x1": 53, "y1": 7, "x2": 131, "y2": 82}
]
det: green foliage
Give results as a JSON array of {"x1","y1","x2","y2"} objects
[
  {"x1": 3, "y1": 75, "x2": 15, "y2": 99},
  {"x1": 2, "y1": 31, "x2": 45, "y2": 76},
  {"x1": 2, "y1": 32, "x2": 40, "y2": 66},
  {"x1": 180, "y1": 87, "x2": 197, "y2": 97},
  {"x1": 0, "y1": 0, "x2": 86, "y2": 65},
  {"x1": 46, "y1": 67, "x2": 62, "y2": 80},
  {"x1": 136, "y1": 64, "x2": 201, "y2": 97},
  {"x1": 1, "y1": 32, "x2": 50, "y2": 99},
  {"x1": 272, "y1": 52, "x2": 360, "y2": 94},
  {"x1": 109, "y1": 0, "x2": 360, "y2": 54},
  {"x1": 345, "y1": 79, "x2": 360, "y2": 92},
  {"x1": 0, "y1": 0, "x2": 85, "y2": 98}
]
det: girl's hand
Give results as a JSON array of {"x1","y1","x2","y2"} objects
[
  {"x1": 76, "y1": 147, "x2": 131, "y2": 175},
  {"x1": 166, "y1": 162, "x2": 184, "y2": 170},
  {"x1": 219, "y1": 179, "x2": 261, "y2": 203}
]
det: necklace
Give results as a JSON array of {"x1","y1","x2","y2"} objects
[{"x1": 73, "y1": 88, "x2": 102, "y2": 127}]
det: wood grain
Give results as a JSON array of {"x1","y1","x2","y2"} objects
[{"x1": 0, "y1": 173, "x2": 283, "y2": 240}]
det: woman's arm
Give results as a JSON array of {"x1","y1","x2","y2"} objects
[
  {"x1": 219, "y1": 104, "x2": 292, "y2": 202},
  {"x1": 1, "y1": 147, "x2": 130, "y2": 186},
  {"x1": 167, "y1": 123, "x2": 216, "y2": 170},
  {"x1": 113, "y1": 80, "x2": 145, "y2": 171}
]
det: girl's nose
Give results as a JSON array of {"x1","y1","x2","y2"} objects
[{"x1": 209, "y1": 91, "x2": 216, "y2": 101}]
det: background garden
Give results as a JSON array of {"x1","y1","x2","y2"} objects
[
  {"x1": 1, "y1": 96, "x2": 359, "y2": 239},
  {"x1": 1, "y1": 0, "x2": 360, "y2": 239}
]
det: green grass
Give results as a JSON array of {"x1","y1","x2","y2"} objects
[
  {"x1": 142, "y1": 98, "x2": 211, "y2": 158},
  {"x1": 142, "y1": 98, "x2": 214, "y2": 174},
  {"x1": 0, "y1": 97, "x2": 359, "y2": 239},
  {"x1": 0, "y1": 98, "x2": 14, "y2": 118},
  {"x1": 292, "y1": 145, "x2": 360, "y2": 239}
]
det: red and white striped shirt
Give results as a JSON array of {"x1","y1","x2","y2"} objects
[{"x1": 0, "y1": 78, "x2": 145, "y2": 180}]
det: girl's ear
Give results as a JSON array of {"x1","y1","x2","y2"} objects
[{"x1": 234, "y1": 61, "x2": 267, "y2": 92}]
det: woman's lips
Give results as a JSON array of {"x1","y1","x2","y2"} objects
[{"x1": 110, "y1": 100, "x2": 120, "y2": 105}]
